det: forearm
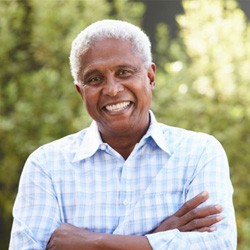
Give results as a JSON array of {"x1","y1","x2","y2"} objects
[
  {"x1": 96, "y1": 234, "x2": 152, "y2": 250},
  {"x1": 46, "y1": 224, "x2": 152, "y2": 250}
]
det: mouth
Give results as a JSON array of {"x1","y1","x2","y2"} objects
[{"x1": 104, "y1": 101, "x2": 131, "y2": 112}]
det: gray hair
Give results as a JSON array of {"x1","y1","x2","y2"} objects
[{"x1": 69, "y1": 19, "x2": 152, "y2": 83}]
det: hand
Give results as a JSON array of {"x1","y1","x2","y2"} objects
[
  {"x1": 46, "y1": 223, "x2": 99, "y2": 250},
  {"x1": 153, "y1": 191, "x2": 223, "y2": 233}
]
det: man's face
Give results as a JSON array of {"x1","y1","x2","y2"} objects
[{"x1": 76, "y1": 38, "x2": 156, "y2": 138}]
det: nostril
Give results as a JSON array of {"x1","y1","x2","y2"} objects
[{"x1": 103, "y1": 83, "x2": 124, "y2": 96}]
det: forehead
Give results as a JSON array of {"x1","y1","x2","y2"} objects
[{"x1": 80, "y1": 38, "x2": 143, "y2": 72}]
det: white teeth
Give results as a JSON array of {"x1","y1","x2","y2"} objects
[{"x1": 105, "y1": 101, "x2": 130, "y2": 112}]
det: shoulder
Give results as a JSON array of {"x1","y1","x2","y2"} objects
[
  {"x1": 158, "y1": 122, "x2": 210, "y2": 140},
  {"x1": 158, "y1": 122, "x2": 223, "y2": 154},
  {"x1": 28, "y1": 129, "x2": 88, "y2": 163}
]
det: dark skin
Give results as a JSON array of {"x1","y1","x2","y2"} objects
[
  {"x1": 75, "y1": 39, "x2": 156, "y2": 160},
  {"x1": 46, "y1": 192, "x2": 223, "y2": 250},
  {"x1": 46, "y1": 39, "x2": 223, "y2": 249}
]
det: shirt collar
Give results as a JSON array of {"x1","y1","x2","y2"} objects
[
  {"x1": 72, "y1": 121, "x2": 104, "y2": 162},
  {"x1": 143, "y1": 111, "x2": 171, "y2": 155},
  {"x1": 72, "y1": 111, "x2": 171, "y2": 162}
]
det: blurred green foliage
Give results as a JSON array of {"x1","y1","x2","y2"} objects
[
  {"x1": 0, "y1": 0, "x2": 249, "y2": 249},
  {"x1": 153, "y1": 0, "x2": 250, "y2": 249}
]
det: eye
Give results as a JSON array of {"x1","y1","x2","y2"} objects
[
  {"x1": 83, "y1": 75, "x2": 103, "y2": 86},
  {"x1": 116, "y1": 69, "x2": 132, "y2": 77}
]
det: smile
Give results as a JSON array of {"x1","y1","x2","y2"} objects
[{"x1": 105, "y1": 101, "x2": 131, "y2": 112}]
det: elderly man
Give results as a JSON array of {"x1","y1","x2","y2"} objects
[{"x1": 9, "y1": 20, "x2": 237, "y2": 250}]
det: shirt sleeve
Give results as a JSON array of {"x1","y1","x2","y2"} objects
[
  {"x1": 146, "y1": 135, "x2": 237, "y2": 250},
  {"x1": 9, "y1": 147, "x2": 62, "y2": 250}
]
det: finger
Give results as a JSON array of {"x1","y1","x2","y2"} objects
[
  {"x1": 196, "y1": 226, "x2": 217, "y2": 233},
  {"x1": 174, "y1": 191, "x2": 209, "y2": 217},
  {"x1": 46, "y1": 241, "x2": 52, "y2": 250},
  {"x1": 179, "y1": 215, "x2": 224, "y2": 232},
  {"x1": 46, "y1": 237, "x2": 53, "y2": 250},
  {"x1": 181, "y1": 204, "x2": 223, "y2": 223}
]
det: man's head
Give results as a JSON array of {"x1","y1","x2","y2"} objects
[
  {"x1": 70, "y1": 20, "x2": 156, "y2": 142},
  {"x1": 70, "y1": 19, "x2": 152, "y2": 84}
]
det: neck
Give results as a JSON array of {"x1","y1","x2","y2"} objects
[{"x1": 101, "y1": 122, "x2": 150, "y2": 160}]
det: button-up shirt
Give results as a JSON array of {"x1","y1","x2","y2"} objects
[{"x1": 9, "y1": 112, "x2": 237, "y2": 249}]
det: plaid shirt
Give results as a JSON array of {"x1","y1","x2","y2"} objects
[{"x1": 9, "y1": 112, "x2": 237, "y2": 249}]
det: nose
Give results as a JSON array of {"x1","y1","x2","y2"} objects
[{"x1": 102, "y1": 76, "x2": 124, "y2": 96}]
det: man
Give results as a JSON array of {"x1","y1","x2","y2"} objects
[{"x1": 9, "y1": 20, "x2": 237, "y2": 249}]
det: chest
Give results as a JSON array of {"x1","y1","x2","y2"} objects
[{"x1": 51, "y1": 147, "x2": 196, "y2": 235}]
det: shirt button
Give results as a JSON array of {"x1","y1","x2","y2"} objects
[
  {"x1": 100, "y1": 144, "x2": 106, "y2": 150},
  {"x1": 123, "y1": 200, "x2": 129, "y2": 206}
]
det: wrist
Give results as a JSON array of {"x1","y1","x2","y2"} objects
[
  {"x1": 76, "y1": 229, "x2": 103, "y2": 250},
  {"x1": 93, "y1": 233, "x2": 104, "y2": 250}
]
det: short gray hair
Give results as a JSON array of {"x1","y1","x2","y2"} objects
[{"x1": 69, "y1": 19, "x2": 152, "y2": 83}]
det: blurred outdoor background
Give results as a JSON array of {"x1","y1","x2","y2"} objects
[{"x1": 1, "y1": 0, "x2": 250, "y2": 249}]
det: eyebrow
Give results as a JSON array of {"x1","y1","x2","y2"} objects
[
  {"x1": 82, "y1": 69, "x2": 102, "y2": 82},
  {"x1": 83, "y1": 64, "x2": 139, "y2": 79},
  {"x1": 115, "y1": 64, "x2": 139, "y2": 71}
]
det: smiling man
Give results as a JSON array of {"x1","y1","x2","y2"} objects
[
  {"x1": 75, "y1": 37, "x2": 155, "y2": 159},
  {"x1": 9, "y1": 20, "x2": 237, "y2": 250}
]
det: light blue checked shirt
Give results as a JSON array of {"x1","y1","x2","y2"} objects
[{"x1": 9, "y1": 112, "x2": 237, "y2": 249}]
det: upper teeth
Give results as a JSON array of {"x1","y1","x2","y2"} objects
[{"x1": 105, "y1": 101, "x2": 130, "y2": 112}]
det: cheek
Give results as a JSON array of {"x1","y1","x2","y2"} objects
[
  {"x1": 82, "y1": 89, "x2": 100, "y2": 109},
  {"x1": 140, "y1": 83, "x2": 153, "y2": 103},
  {"x1": 142, "y1": 90, "x2": 152, "y2": 107}
]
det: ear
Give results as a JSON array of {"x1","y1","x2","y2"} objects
[
  {"x1": 147, "y1": 63, "x2": 156, "y2": 88},
  {"x1": 75, "y1": 83, "x2": 82, "y2": 94},
  {"x1": 75, "y1": 83, "x2": 85, "y2": 100}
]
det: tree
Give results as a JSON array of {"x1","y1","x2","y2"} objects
[
  {"x1": 1, "y1": 0, "x2": 250, "y2": 249},
  {"x1": 152, "y1": 0, "x2": 250, "y2": 248},
  {"x1": 0, "y1": 0, "x2": 144, "y2": 248}
]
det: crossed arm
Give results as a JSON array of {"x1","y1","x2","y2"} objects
[
  {"x1": 10, "y1": 135, "x2": 236, "y2": 249},
  {"x1": 46, "y1": 191, "x2": 223, "y2": 250}
]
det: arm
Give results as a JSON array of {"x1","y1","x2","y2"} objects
[
  {"x1": 46, "y1": 136, "x2": 236, "y2": 250},
  {"x1": 146, "y1": 135, "x2": 237, "y2": 249},
  {"x1": 46, "y1": 192, "x2": 222, "y2": 250},
  {"x1": 9, "y1": 148, "x2": 62, "y2": 250},
  {"x1": 151, "y1": 191, "x2": 223, "y2": 233},
  {"x1": 47, "y1": 224, "x2": 151, "y2": 250}
]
